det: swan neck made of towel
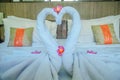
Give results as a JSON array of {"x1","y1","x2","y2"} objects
[{"x1": 37, "y1": 6, "x2": 81, "y2": 56}]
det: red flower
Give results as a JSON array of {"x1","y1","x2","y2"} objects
[
  {"x1": 53, "y1": 5, "x2": 63, "y2": 14},
  {"x1": 57, "y1": 46, "x2": 64, "y2": 56}
]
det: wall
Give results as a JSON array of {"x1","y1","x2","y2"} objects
[{"x1": 0, "y1": 2, "x2": 119, "y2": 20}]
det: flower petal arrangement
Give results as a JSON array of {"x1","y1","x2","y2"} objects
[
  {"x1": 57, "y1": 46, "x2": 64, "y2": 56},
  {"x1": 53, "y1": 5, "x2": 63, "y2": 14}
]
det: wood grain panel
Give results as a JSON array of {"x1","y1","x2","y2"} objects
[
  {"x1": 0, "y1": 1, "x2": 119, "y2": 41},
  {"x1": 0, "y1": 1, "x2": 119, "y2": 20}
]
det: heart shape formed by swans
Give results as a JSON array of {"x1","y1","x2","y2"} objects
[{"x1": 37, "y1": 6, "x2": 81, "y2": 56}]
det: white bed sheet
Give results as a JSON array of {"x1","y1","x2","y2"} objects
[
  {"x1": 0, "y1": 42, "x2": 120, "y2": 80},
  {"x1": 0, "y1": 42, "x2": 46, "y2": 60},
  {"x1": 76, "y1": 42, "x2": 120, "y2": 54},
  {"x1": 0, "y1": 42, "x2": 62, "y2": 80},
  {"x1": 1, "y1": 41, "x2": 120, "y2": 62},
  {"x1": 57, "y1": 39, "x2": 120, "y2": 54}
]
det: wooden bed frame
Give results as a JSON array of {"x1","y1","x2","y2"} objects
[{"x1": 0, "y1": 1, "x2": 120, "y2": 20}]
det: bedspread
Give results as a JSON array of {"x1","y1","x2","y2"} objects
[
  {"x1": 0, "y1": 46, "x2": 120, "y2": 80},
  {"x1": 0, "y1": 46, "x2": 61, "y2": 80}
]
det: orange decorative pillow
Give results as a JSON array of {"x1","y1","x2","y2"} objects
[
  {"x1": 91, "y1": 24, "x2": 120, "y2": 44},
  {"x1": 8, "y1": 27, "x2": 33, "y2": 47}
]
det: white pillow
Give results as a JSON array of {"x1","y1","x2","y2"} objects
[
  {"x1": 3, "y1": 16, "x2": 57, "y2": 46},
  {"x1": 45, "y1": 20, "x2": 57, "y2": 38},
  {"x1": 7, "y1": 16, "x2": 57, "y2": 37},
  {"x1": 67, "y1": 15, "x2": 120, "y2": 43},
  {"x1": 7, "y1": 16, "x2": 33, "y2": 21},
  {"x1": 3, "y1": 18, "x2": 36, "y2": 46},
  {"x1": 81, "y1": 15, "x2": 120, "y2": 42}
]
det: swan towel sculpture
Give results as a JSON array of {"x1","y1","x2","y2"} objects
[{"x1": 36, "y1": 5, "x2": 82, "y2": 78}]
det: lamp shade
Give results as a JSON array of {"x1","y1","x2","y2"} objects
[{"x1": 0, "y1": 12, "x2": 3, "y2": 25}]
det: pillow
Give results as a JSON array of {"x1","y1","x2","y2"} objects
[
  {"x1": 3, "y1": 16, "x2": 57, "y2": 46},
  {"x1": 8, "y1": 27, "x2": 33, "y2": 47},
  {"x1": 45, "y1": 20, "x2": 57, "y2": 38},
  {"x1": 7, "y1": 16, "x2": 33, "y2": 21},
  {"x1": 91, "y1": 24, "x2": 120, "y2": 45},
  {"x1": 3, "y1": 18, "x2": 36, "y2": 46},
  {"x1": 7, "y1": 16, "x2": 57, "y2": 38},
  {"x1": 67, "y1": 15, "x2": 120, "y2": 43},
  {"x1": 57, "y1": 20, "x2": 68, "y2": 39},
  {"x1": 7, "y1": 16, "x2": 57, "y2": 37}
]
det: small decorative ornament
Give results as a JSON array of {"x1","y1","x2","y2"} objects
[
  {"x1": 57, "y1": 46, "x2": 64, "y2": 56},
  {"x1": 31, "y1": 50, "x2": 41, "y2": 54},
  {"x1": 87, "y1": 50, "x2": 97, "y2": 54},
  {"x1": 53, "y1": 5, "x2": 63, "y2": 14}
]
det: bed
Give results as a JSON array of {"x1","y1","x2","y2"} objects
[{"x1": 0, "y1": 1, "x2": 120, "y2": 80}]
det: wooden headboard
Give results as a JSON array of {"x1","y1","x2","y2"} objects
[{"x1": 0, "y1": 1, "x2": 120, "y2": 20}]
